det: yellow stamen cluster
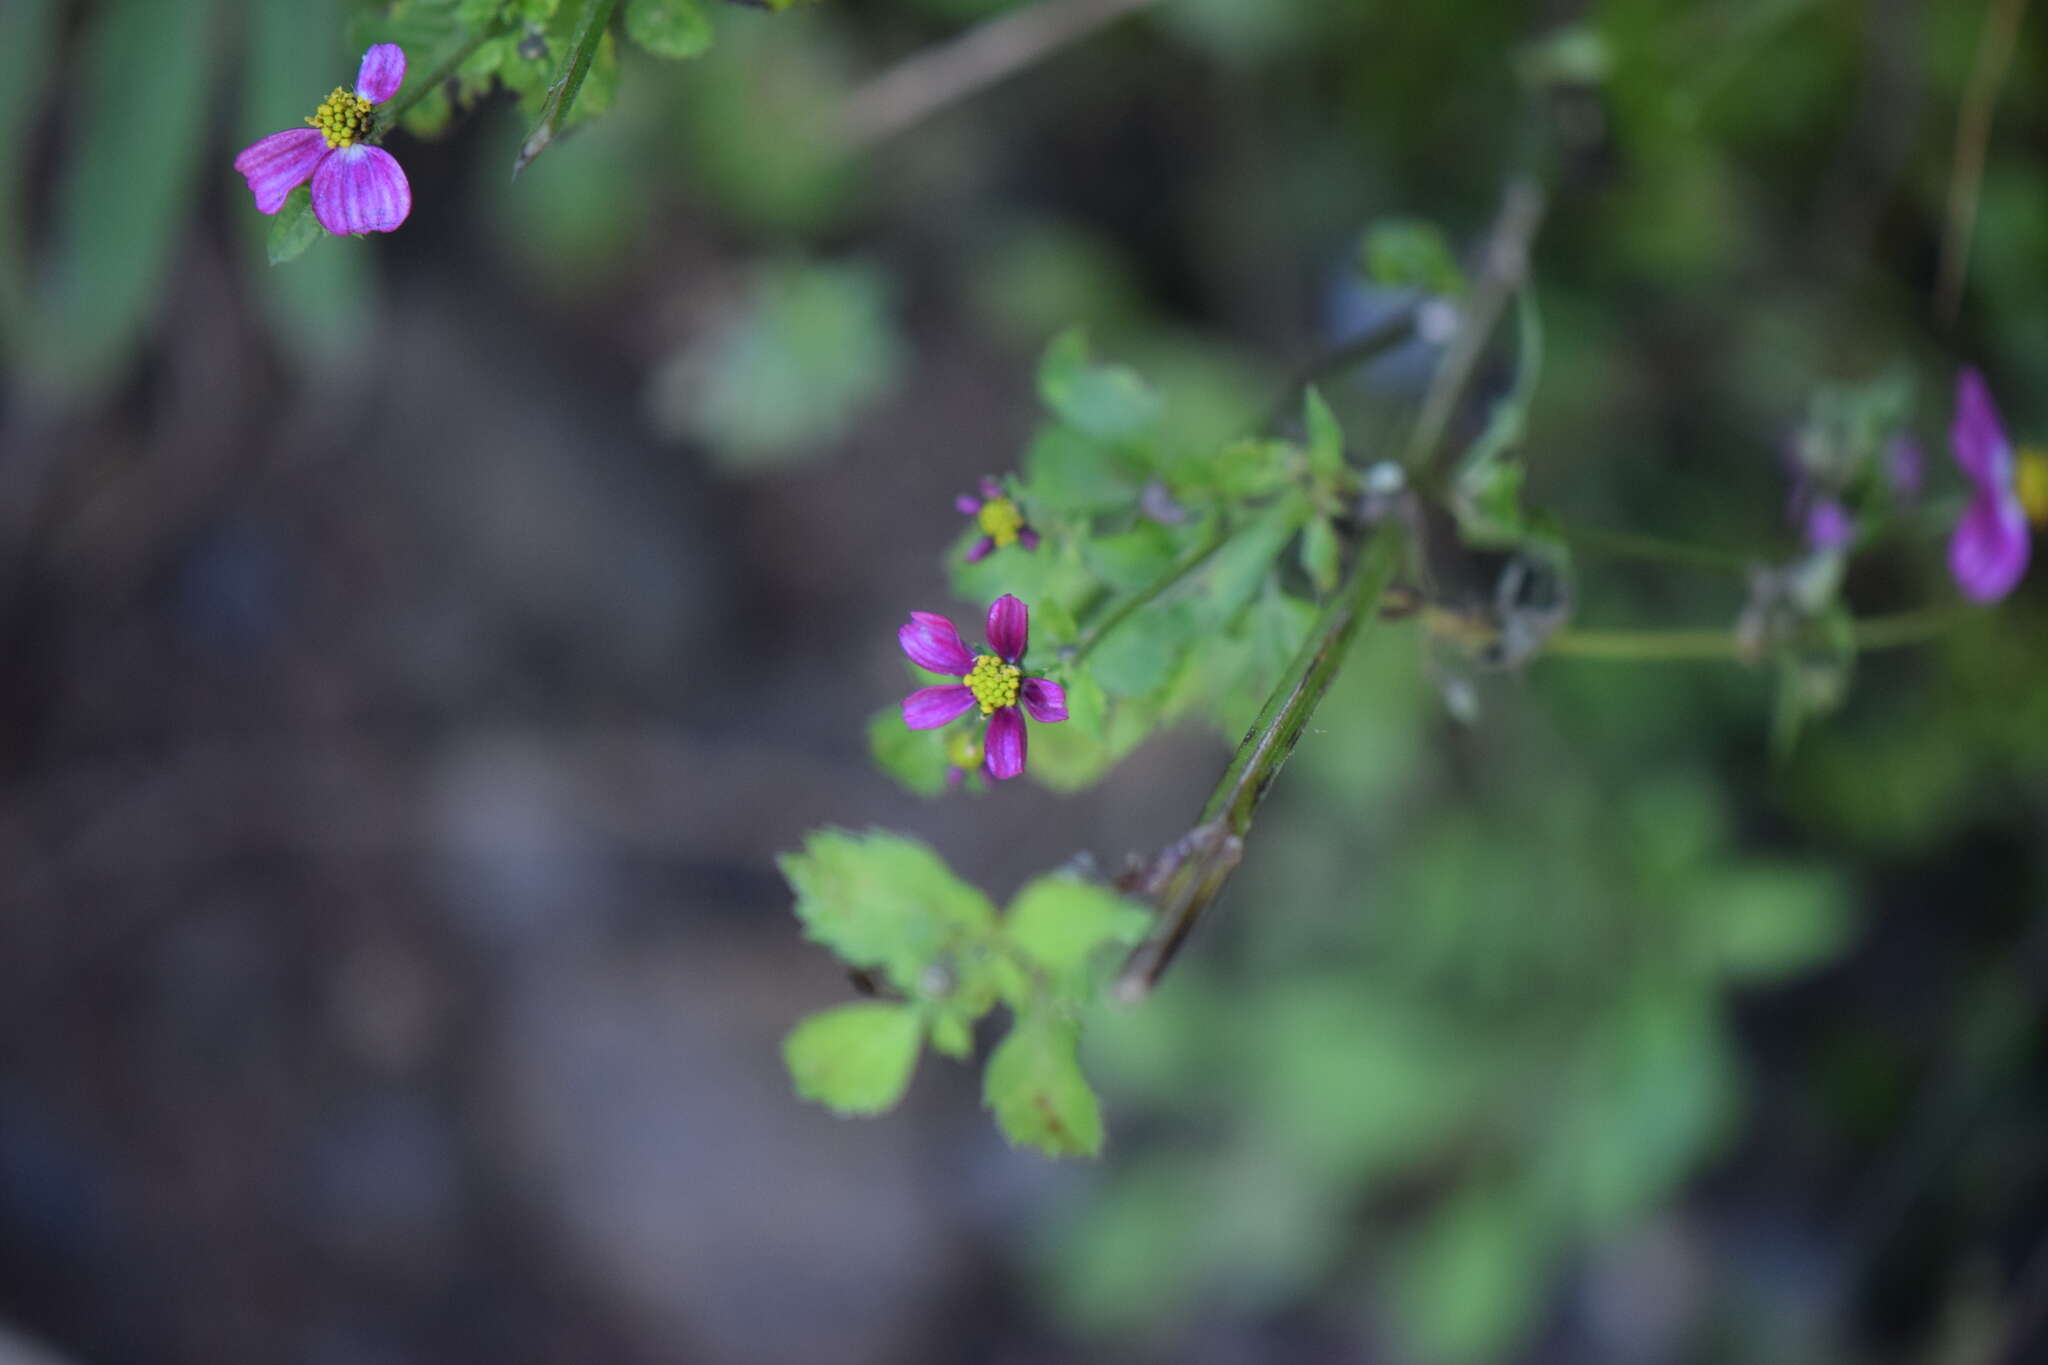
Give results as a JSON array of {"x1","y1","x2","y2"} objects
[
  {"x1": 963, "y1": 654, "x2": 1022, "y2": 715},
  {"x1": 945, "y1": 730, "x2": 985, "y2": 771},
  {"x1": 2016, "y1": 448, "x2": 2048, "y2": 527},
  {"x1": 307, "y1": 87, "x2": 375, "y2": 150},
  {"x1": 976, "y1": 496, "x2": 1026, "y2": 549}
]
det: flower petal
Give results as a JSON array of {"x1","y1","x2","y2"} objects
[
  {"x1": 899, "y1": 611, "x2": 976, "y2": 675},
  {"x1": 984, "y1": 706, "x2": 1026, "y2": 779},
  {"x1": 979, "y1": 476, "x2": 1004, "y2": 500},
  {"x1": 1804, "y1": 498, "x2": 1852, "y2": 551},
  {"x1": 964, "y1": 537, "x2": 994, "y2": 564},
  {"x1": 1887, "y1": 435, "x2": 1924, "y2": 502},
  {"x1": 986, "y1": 594, "x2": 1028, "y2": 661},
  {"x1": 1949, "y1": 489, "x2": 2030, "y2": 603},
  {"x1": 903, "y1": 685, "x2": 977, "y2": 730},
  {"x1": 1018, "y1": 527, "x2": 1040, "y2": 551},
  {"x1": 232, "y1": 128, "x2": 328, "y2": 214},
  {"x1": 1952, "y1": 369, "x2": 2011, "y2": 487},
  {"x1": 356, "y1": 43, "x2": 407, "y2": 104},
  {"x1": 311, "y1": 144, "x2": 411, "y2": 235},
  {"x1": 1020, "y1": 677, "x2": 1068, "y2": 723},
  {"x1": 956, "y1": 494, "x2": 982, "y2": 516}
]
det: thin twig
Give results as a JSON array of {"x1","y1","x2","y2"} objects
[
  {"x1": 1415, "y1": 602, "x2": 1973, "y2": 662},
  {"x1": 1260, "y1": 301, "x2": 1422, "y2": 433},
  {"x1": 839, "y1": 0, "x2": 1159, "y2": 150},
  {"x1": 1066, "y1": 520, "x2": 1229, "y2": 666},
  {"x1": 1935, "y1": 0, "x2": 2031, "y2": 323}
]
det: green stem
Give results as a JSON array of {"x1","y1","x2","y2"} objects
[
  {"x1": 1065, "y1": 522, "x2": 1229, "y2": 665},
  {"x1": 1421, "y1": 603, "x2": 1974, "y2": 663},
  {"x1": 1116, "y1": 524, "x2": 1404, "y2": 1000},
  {"x1": 1558, "y1": 523, "x2": 1759, "y2": 574},
  {"x1": 514, "y1": 0, "x2": 620, "y2": 176},
  {"x1": 1261, "y1": 304, "x2": 1420, "y2": 432},
  {"x1": 375, "y1": 20, "x2": 511, "y2": 138}
]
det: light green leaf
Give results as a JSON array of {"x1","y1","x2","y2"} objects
[
  {"x1": 1361, "y1": 217, "x2": 1466, "y2": 297},
  {"x1": 984, "y1": 1012, "x2": 1105, "y2": 1157},
  {"x1": 1084, "y1": 524, "x2": 1180, "y2": 592},
  {"x1": 1088, "y1": 604, "x2": 1191, "y2": 699},
  {"x1": 1003, "y1": 875, "x2": 1151, "y2": 997},
  {"x1": 266, "y1": 188, "x2": 324, "y2": 266},
  {"x1": 1303, "y1": 386, "x2": 1344, "y2": 478},
  {"x1": 780, "y1": 829, "x2": 998, "y2": 991},
  {"x1": 1393, "y1": 1186, "x2": 1547, "y2": 1363},
  {"x1": 626, "y1": 0, "x2": 714, "y2": 57},
  {"x1": 867, "y1": 706, "x2": 954, "y2": 797},
  {"x1": 1199, "y1": 497, "x2": 1309, "y2": 626},
  {"x1": 1038, "y1": 328, "x2": 1165, "y2": 439},
  {"x1": 1697, "y1": 863, "x2": 1850, "y2": 981},
  {"x1": 1025, "y1": 668, "x2": 1116, "y2": 793},
  {"x1": 784, "y1": 1002, "x2": 923, "y2": 1115},
  {"x1": 1021, "y1": 425, "x2": 1143, "y2": 515},
  {"x1": 1299, "y1": 516, "x2": 1340, "y2": 594}
]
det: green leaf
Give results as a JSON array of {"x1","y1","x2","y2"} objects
[
  {"x1": 1199, "y1": 497, "x2": 1309, "y2": 626},
  {"x1": 512, "y1": 0, "x2": 620, "y2": 176},
  {"x1": 1025, "y1": 668, "x2": 1117, "y2": 792},
  {"x1": 1393, "y1": 1186, "x2": 1547, "y2": 1363},
  {"x1": 1084, "y1": 524, "x2": 1180, "y2": 592},
  {"x1": 1038, "y1": 328, "x2": 1165, "y2": 439},
  {"x1": 983, "y1": 1013, "x2": 1105, "y2": 1157},
  {"x1": 784, "y1": 1002, "x2": 923, "y2": 1115},
  {"x1": 1088, "y1": 603, "x2": 1191, "y2": 699},
  {"x1": 1022, "y1": 425, "x2": 1143, "y2": 515},
  {"x1": 266, "y1": 188, "x2": 324, "y2": 266},
  {"x1": 626, "y1": 0, "x2": 714, "y2": 56},
  {"x1": 1361, "y1": 217, "x2": 1466, "y2": 297},
  {"x1": 867, "y1": 706, "x2": 954, "y2": 796},
  {"x1": 1299, "y1": 516, "x2": 1340, "y2": 594},
  {"x1": 1696, "y1": 863, "x2": 1850, "y2": 982},
  {"x1": 780, "y1": 829, "x2": 998, "y2": 991},
  {"x1": 1003, "y1": 875, "x2": 1151, "y2": 998},
  {"x1": 1303, "y1": 386, "x2": 1345, "y2": 478}
]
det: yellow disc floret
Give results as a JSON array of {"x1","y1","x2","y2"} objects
[
  {"x1": 976, "y1": 496, "x2": 1026, "y2": 549},
  {"x1": 963, "y1": 653, "x2": 1022, "y2": 715},
  {"x1": 2016, "y1": 447, "x2": 2048, "y2": 527},
  {"x1": 307, "y1": 87, "x2": 376, "y2": 150}
]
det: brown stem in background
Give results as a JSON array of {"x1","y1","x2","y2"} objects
[{"x1": 1935, "y1": 0, "x2": 2031, "y2": 324}]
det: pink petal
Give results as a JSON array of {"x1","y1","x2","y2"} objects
[
  {"x1": 311, "y1": 144, "x2": 411, "y2": 235},
  {"x1": 985, "y1": 594, "x2": 1028, "y2": 661},
  {"x1": 956, "y1": 494, "x2": 982, "y2": 515},
  {"x1": 899, "y1": 611, "x2": 975, "y2": 675},
  {"x1": 232, "y1": 128, "x2": 328, "y2": 214},
  {"x1": 1952, "y1": 369, "x2": 2011, "y2": 487},
  {"x1": 1020, "y1": 678, "x2": 1068, "y2": 723},
  {"x1": 903, "y1": 685, "x2": 977, "y2": 730},
  {"x1": 356, "y1": 43, "x2": 407, "y2": 104},
  {"x1": 1018, "y1": 527, "x2": 1040, "y2": 551},
  {"x1": 984, "y1": 707, "x2": 1026, "y2": 779},
  {"x1": 1948, "y1": 488, "x2": 2030, "y2": 603},
  {"x1": 963, "y1": 537, "x2": 994, "y2": 563}
]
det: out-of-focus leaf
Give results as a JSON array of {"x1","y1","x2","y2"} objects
[
  {"x1": 867, "y1": 706, "x2": 953, "y2": 797},
  {"x1": 1026, "y1": 668, "x2": 1116, "y2": 793},
  {"x1": 626, "y1": 0, "x2": 714, "y2": 57},
  {"x1": 1038, "y1": 329, "x2": 1165, "y2": 439},
  {"x1": 266, "y1": 189, "x2": 324, "y2": 266},
  {"x1": 779, "y1": 829, "x2": 997, "y2": 991},
  {"x1": 1003, "y1": 876, "x2": 1151, "y2": 998},
  {"x1": 0, "y1": 0, "x2": 59, "y2": 327},
  {"x1": 1393, "y1": 1186, "x2": 1548, "y2": 1363},
  {"x1": 984, "y1": 1012, "x2": 1104, "y2": 1157},
  {"x1": 1088, "y1": 604, "x2": 1191, "y2": 699},
  {"x1": 1084, "y1": 524, "x2": 1180, "y2": 592},
  {"x1": 647, "y1": 259, "x2": 903, "y2": 469},
  {"x1": 1198, "y1": 496, "x2": 1310, "y2": 627},
  {"x1": 1361, "y1": 217, "x2": 1466, "y2": 297},
  {"x1": 512, "y1": 0, "x2": 619, "y2": 176},
  {"x1": 784, "y1": 1002, "x2": 923, "y2": 1115},
  {"x1": 1695, "y1": 863, "x2": 1850, "y2": 982},
  {"x1": 23, "y1": 0, "x2": 215, "y2": 402},
  {"x1": 1022, "y1": 425, "x2": 1145, "y2": 515},
  {"x1": 1299, "y1": 515, "x2": 1340, "y2": 594},
  {"x1": 1304, "y1": 386, "x2": 1345, "y2": 477}
]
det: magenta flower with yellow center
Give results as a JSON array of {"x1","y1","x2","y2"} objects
[
  {"x1": 956, "y1": 478, "x2": 1039, "y2": 563},
  {"x1": 899, "y1": 595, "x2": 1068, "y2": 781},
  {"x1": 234, "y1": 44, "x2": 412, "y2": 237},
  {"x1": 1948, "y1": 369, "x2": 2030, "y2": 603}
]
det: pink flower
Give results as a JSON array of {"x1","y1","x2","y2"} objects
[
  {"x1": 956, "y1": 478, "x2": 1039, "y2": 563},
  {"x1": 899, "y1": 595, "x2": 1068, "y2": 781},
  {"x1": 234, "y1": 44, "x2": 411, "y2": 237},
  {"x1": 1948, "y1": 369, "x2": 2029, "y2": 603}
]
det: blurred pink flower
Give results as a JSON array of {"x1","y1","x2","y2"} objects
[{"x1": 234, "y1": 44, "x2": 411, "y2": 237}]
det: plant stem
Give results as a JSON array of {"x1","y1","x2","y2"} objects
[
  {"x1": 1935, "y1": 0, "x2": 2031, "y2": 323},
  {"x1": 376, "y1": 20, "x2": 511, "y2": 137},
  {"x1": 1416, "y1": 602, "x2": 1974, "y2": 662},
  {"x1": 1260, "y1": 303, "x2": 1421, "y2": 432},
  {"x1": 1115, "y1": 524, "x2": 1403, "y2": 1000},
  {"x1": 1065, "y1": 521, "x2": 1228, "y2": 665},
  {"x1": 1558, "y1": 522, "x2": 1759, "y2": 574}
]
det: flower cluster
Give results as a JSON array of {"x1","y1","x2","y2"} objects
[
  {"x1": 899, "y1": 595, "x2": 1067, "y2": 781},
  {"x1": 234, "y1": 44, "x2": 412, "y2": 237}
]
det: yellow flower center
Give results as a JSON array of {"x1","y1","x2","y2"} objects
[
  {"x1": 2017, "y1": 447, "x2": 2048, "y2": 527},
  {"x1": 307, "y1": 87, "x2": 375, "y2": 150},
  {"x1": 963, "y1": 654, "x2": 1022, "y2": 715},
  {"x1": 945, "y1": 730, "x2": 985, "y2": 770},
  {"x1": 976, "y1": 496, "x2": 1025, "y2": 549}
]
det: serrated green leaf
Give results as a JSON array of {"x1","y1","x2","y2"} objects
[
  {"x1": 984, "y1": 1013, "x2": 1104, "y2": 1157},
  {"x1": 266, "y1": 187, "x2": 324, "y2": 266},
  {"x1": 867, "y1": 706, "x2": 954, "y2": 796},
  {"x1": 1026, "y1": 668, "x2": 1117, "y2": 792},
  {"x1": 780, "y1": 829, "x2": 998, "y2": 991},
  {"x1": 627, "y1": 0, "x2": 714, "y2": 57},
  {"x1": 1299, "y1": 516, "x2": 1340, "y2": 594},
  {"x1": 928, "y1": 1008, "x2": 974, "y2": 1060},
  {"x1": 1304, "y1": 386, "x2": 1344, "y2": 477},
  {"x1": 1088, "y1": 604, "x2": 1191, "y2": 699},
  {"x1": 1038, "y1": 328, "x2": 1164, "y2": 439},
  {"x1": 784, "y1": 1002, "x2": 923, "y2": 1115},
  {"x1": 1003, "y1": 876, "x2": 1151, "y2": 998}
]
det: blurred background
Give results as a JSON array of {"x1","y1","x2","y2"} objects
[{"x1": 2, "y1": 0, "x2": 2045, "y2": 1362}]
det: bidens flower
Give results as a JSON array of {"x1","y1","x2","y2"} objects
[
  {"x1": 1948, "y1": 369, "x2": 2030, "y2": 603},
  {"x1": 234, "y1": 44, "x2": 411, "y2": 237},
  {"x1": 956, "y1": 478, "x2": 1039, "y2": 563},
  {"x1": 899, "y1": 594, "x2": 1067, "y2": 781}
]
